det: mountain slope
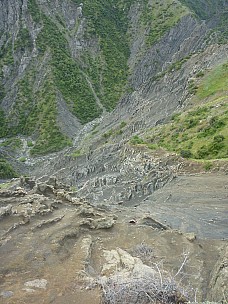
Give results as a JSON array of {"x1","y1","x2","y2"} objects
[
  {"x1": 0, "y1": 0, "x2": 131, "y2": 155},
  {"x1": 0, "y1": 2, "x2": 228, "y2": 302},
  {"x1": 0, "y1": 0, "x2": 227, "y2": 167}
]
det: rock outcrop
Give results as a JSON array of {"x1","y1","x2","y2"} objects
[{"x1": 208, "y1": 245, "x2": 228, "y2": 303}]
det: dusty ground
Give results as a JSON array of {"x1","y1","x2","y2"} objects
[
  {"x1": 0, "y1": 173, "x2": 227, "y2": 304},
  {"x1": 134, "y1": 173, "x2": 228, "y2": 239}
]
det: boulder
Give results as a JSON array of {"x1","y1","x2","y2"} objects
[
  {"x1": 35, "y1": 183, "x2": 55, "y2": 197},
  {"x1": 0, "y1": 204, "x2": 12, "y2": 217},
  {"x1": 184, "y1": 232, "x2": 196, "y2": 242}
]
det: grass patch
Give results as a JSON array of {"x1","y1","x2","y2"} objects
[
  {"x1": 19, "y1": 157, "x2": 26, "y2": 162},
  {"x1": 144, "y1": 96, "x2": 228, "y2": 160},
  {"x1": 197, "y1": 63, "x2": 228, "y2": 99},
  {"x1": 69, "y1": 149, "x2": 82, "y2": 158},
  {"x1": 130, "y1": 135, "x2": 144, "y2": 145}
]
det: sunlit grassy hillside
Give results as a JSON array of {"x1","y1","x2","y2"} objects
[{"x1": 137, "y1": 63, "x2": 228, "y2": 160}]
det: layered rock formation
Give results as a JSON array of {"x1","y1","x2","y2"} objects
[{"x1": 0, "y1": 1, "x2": 228, "y2": 303}]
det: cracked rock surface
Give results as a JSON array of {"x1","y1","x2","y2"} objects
[{"x1": 0, "y1": 175, "x2": 227, "y2": 303}]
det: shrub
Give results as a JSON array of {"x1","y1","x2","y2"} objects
[
  {"x1": 27, "y1": 141, "x2": 34, "y2": 147},
  {"x1": 209, "y1": 134, "x2": 225, "y2": 154},
  {"x1": 103, "y1": 130, "x2": 113, "y2": 139},
  {"x1": 19, "y1": 157, "x2": 26, "y2": 162},
  {"x1": 171, "y1": 113, "x2": 181, "y2": 122},
  {"x1": 97, "y1": 250, "x2": 192, "y2": 304},
  {"x1": 188, "y1": 79, "x2": 198, "y2": 94},
  {"x1": 185, "y1": 118, "x2": 199, "y2": 129},
  {"x1": 204, "y1": 162, "x2": 213, "y2": 171},
  {"x1": 209, "y1": 117, "x2": 225, "y2": 129},
  {"x1": 0, "y1": 158, "x2": 18, "y2": 178},
  {"x1": 70, "y1": 149, "x2": 81, "y2": 158},
  {"x1": 197, "y1": 145, "x2": 209, "y2": 159},
  {"x1": 130, "y1": 135, "x2": 144, "y2": 145},
  {"x1": 196, "y1": 71, "x2": 205, "y2": 78},
  {"x1": 147, "y1": 143, "x2": 158, "y2": 150},
  {"x1": 120, "y1": 121, "x2": 127, "y2": 128},
  {"x1": 180, "y1": 150, "x2": 192, "y2": 159},
  {"x1": 0, "y1": 137, "x2": 23, "y2": 150}
]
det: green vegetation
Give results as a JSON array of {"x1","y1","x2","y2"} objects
[
  {"x1": 0, "y1": 42, "x2": 14, "y2": 109},
  {"x1": 69, "y1": 149, "x2": 82, "y2": 158},
  {"x1": 145, "y1": 99, "x2": 227, "y2": 160},
  {"x1": 1, "y1": 0, "x2": 192, "y2": 156},
  {"x1": 196, "y1": 71, "x2": 205, "y2": 78},
  {"x1": 216, "y1": 11, "x2": 228, "y2": 44},
  {"x1": 141, "y1": 0, "x2": 189, "y2": 47},
  {"x1": 28, "y1": 0, "x2": 41, "y2": 22},
  {"x1": 36, "y1": 14, "x2": 102, "y2": 124},
  {"x1": 187, "y1": 59, "x2": 227, "y2": 97},
  {"x1": 0, "y1": 41, "x2": 13, "y2": 137},
  {"x1": 102, "y1": 122, "x2": 127, "y2": 140},
  {"x1": 0, "y1": 71, "x2": 5, "y2": 103},
  {"x1": 0, "y1": 137, "x2": 23, "y2": 150},
  {"x1": 179, "y1": 0, "x2": 227, "y2": 20},
  {"x1": 1, "y1": 0, "x2": 227, "y2": 159},
  {"x1": 28, "y1": 0, "x2": 130, "y2": 118},
  {"x1": 0, "y1": 108, "x2": 7, "y2": 137},
  {"x1": 0, "y1": 181, "x2": 13, "y2": 189},
  {"x1": 27, "y1": 141, "x2": 34, "y2": 147},
  {"x1": 153, "y1": 54, "x2": 193, "y2": 81},
  {"x1": 130, "y1": 135, "x2": 144, "y2": 145},
  {"x1": 188, "y1": 79, "x2": 198, "y2": 95},
  {"x1": 0, "y1": 42, "x2": 14, "y2": 67},
  {"x1": 197, "y1": 63, "x2": 228, "y2": 99},
  {"x1": 103, "y1": 129, "x2": 114, "y2": 140},
  {"x1": 28, "y1": 78, "x2": 72, "y2": 156},
  {"x1": 179, "y1": 0, "x2": 228, "y2": 44},
  {"x1": 167, "y1": 55, "x2": 192, "y2": 72},
  {"x1": 3, "y1": 67, "x2": 72, "y2": 156},
  {"x1": 120, "y1": 121, "x2": 127, "y2": 129},
  {"x1": 82, "y1": 0, "x2": 130, "y2": 111},
  {"x1": 204, "y1": 161, "x2": 213, "y2": 171},
  {"x1": 70, "y1": 186, "x2": 77, "y2": 192},
  {"x1": 14, "y1": 26, "x2": 33, "y2": 51},
  {"x1": 0, "y1": 158, "x2": 18, "y2": 179},
  {"x1": 147, "y1": 143, "x2": 159, "y2": 150},
  {"x1": 134, "y1": 63, "x2": 228, "y2": 160},
  {"x1": 180, "y1": 149, "x2": 192, "y2": 158},
  {"x1": 19, "y1": 156, "x2": 26, "y2": 162}
]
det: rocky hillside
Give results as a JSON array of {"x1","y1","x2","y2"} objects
[
  {"x1": 0, "y1": 0, "x2": 227, "y2": 160},
  {"x1": 0, "y1": 0, "x2": 131, "y2": 156},
  {"x1": 0, "y1": 1, "x2": 228, "y2": 303}
]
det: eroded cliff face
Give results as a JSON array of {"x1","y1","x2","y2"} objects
[
  {"x1": 0, "y1": 1, "x2": 227, "y2": 229},
  {"x1": 0, "y1": 0, "x2": 227, "y2": 158},
  {"x1": 1, "y1": 0, "x2": 227, "y2": 219}
]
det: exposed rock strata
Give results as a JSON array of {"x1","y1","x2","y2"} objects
[{"x1": 0, "y1": 177, "x2": 227, "y2": 303}]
